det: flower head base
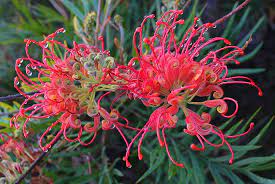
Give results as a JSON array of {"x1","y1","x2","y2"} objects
[
  {"x1": 11, "y1": 29, "x2": 129, "y2": 151},
  {"x1": 122, "y1": 10, "x2": 262, "y2": 167}
]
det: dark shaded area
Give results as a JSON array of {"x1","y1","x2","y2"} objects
[
  {"x1": 205, "y1": 0, "x2": 275, "y2": 180},
  {"x1": 205, "y1": 0, "x2": 274, "y2": 118}
]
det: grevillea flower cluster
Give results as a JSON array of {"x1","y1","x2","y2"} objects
[
  {"x1": 11, "y1": 9, "x2": 262, "y2": 169},
  {"x1": 11, "y1": 28, "x2": 131, "y2": 151},
  {"x1": 120, "y1": 10, "x2": 262, "y2": 168}
]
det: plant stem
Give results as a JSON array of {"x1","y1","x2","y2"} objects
[
  {"x1": 0, "y1": 92, "x2": 37, "y2": 102},
  {"x1": 95, "y1": 0, "x2": 102, "y2": 46},
  {"x1": 0, "y1": 110, "x2": 18, "y2": 117},
  {"x1": 213, "y1": 0, "x2": 251, "y2": 25}
]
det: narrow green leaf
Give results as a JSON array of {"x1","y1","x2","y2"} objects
[
  {"x1": 171, "y1": 139, "x2": 190, "y2": 170},
  {"x1": 209, "y1": 162, "x2": 226, "y2": 184},
  {"x1": 228, "y1": 68, "x2": 265, "y2": 76},
  {"x1": 189, "y1": 151, "x2": 205, "y2": 184},
  {"x1": 218, "y1": 117, "x2": 235, "y2": 130},
  {"x1": 178, "y1": 0, "x2": 198, "y2": 37},
  {"x1": 35, "y1": 5, "x2": 64, "y2": 22},
  {"x1": 220, "y1": 167, "x2": 245, "y2": 184},
  {"x1": 11, "y1": 0, "x2": 33, "y2": 21},
  {"x1": 233, "y1": 155, "x2": 275, "y2": 168},
  {"x1": 113, "y1": 168, "x2": 123, "y2": 177},
  {"x1": 237, "y1": 16, "x2": 265, "y2": 47},
  {"x1": 224, "y1": 120, "x2": 244, "y2": 138},
  {"x1": 230, "y1": 145, "x2": 261, "y2": 152},
  {"x1": 136, "y1": 149, "x2": 165, "y2": 183},
  {"x1": 237, "y1": 107, "x2": 261, "y2": 134},
  {"x1": 230, "y1": 7, "x2": 251, "y2": 37},
  {"x1": 62, "y1": 0, "x2": 85, "y2": 20},
  {"x1": 81, "y1": 0, "x2": 90, "y2": 15},
  {"x1": 245, "y1": 162, "x2": 275, "y2": 172},
  {"x1": 211, "y1": 146, "x2": 261, "y2": 163},
  {"x1": 238, "y1": 42, "x2": 263, "y2": 63},
  {"x1": 241, "y1": 171, "x2": 275, "y2": 184},
  {"x1": 249, "y1": 116, "x2": 274, "y2": 145},
  {"x1": 215, "y1": 2, "x2": 238, "y2": 50}
]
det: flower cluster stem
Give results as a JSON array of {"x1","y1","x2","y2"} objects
[
  {"x1": 0, "y1": 92, "x2": 37, "y2": 102},
  {"x1": 213, "y1": 0, "x2": 251, "y2": 25}
]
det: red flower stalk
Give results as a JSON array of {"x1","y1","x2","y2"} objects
[
  {"x1": 122, "y1": 10, "x2": 262, "y2": 167},
  {"x1": 11, "y1": 29, "x2": 130, "y2": 151}
]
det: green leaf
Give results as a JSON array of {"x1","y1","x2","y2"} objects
[
  {"x1": 218, "y1": 117, "x2": 235, "y2": 130},
  {"x1": 209, "y1": 162, "x2": 227, "y2": 184},
  {"x1": 62, "y1": 0, "x2": 85, "y2": 20},
  {"x1": 219, "y1": 167, "x2": 245, "y2": 184},
  {"x1": 35, "y1": 5, "x2": 65, "y2": 23},
  {"x1": 189, "y1": 151, "x2": 205, "y2": 184},
  {"x1": 215, "y1": 116, "x2": 274, "y2": 163},
  {"x1": 211, "y1": 145, "x2": 261, "y2": 163},
  {"x1": 113, "y1": 168, "x2": 124, "y2": 177},
  {"x1": 178, "y1": 0, "x2": 198, "y2": 37},
  {"x1": 233, "y1": 155, "x2": 275, "y2": 168},
  {"x1": 238, "y1": 42, "x2": 263, "y2": 63},
  {"x1": 237, "y1": 107, "x2": 261, "y2": 134},
  {"x1": 214, "y1": 2, "x2": 238, "y2": 50},
  {"x1": 0, "y1": 102, "x2": 14, "y2": 111},
  {"x1": 249, "y1": 116, "x2": 274, "y2": 145},
  {"x1": 241, "y1": 171, "x2": 275, "y2": 184},
  {"x1": 230, "y1": 7, "x2": 251, "y2": 37},
  {"x1": 245, "y1": 162, "x2": 275, "y2": 172},
  {"x1": 81, "y1": 0, "x2": 90, "y2": 15},
  {"x1": 222, "y1": 2, "x2": 238, "y2": 39},
  {"x1": 237, "y1": 16, "x2": 265, "y2": 47},
  {"x1": 136, "y1": 149, "x2": 165, "y2": 183},
  {"x1": 230, "y1": 145, "x2": 261, "y2": 152},
  {"x1": 228, "y1": 68, "x2": 265, "y2": 76},
  {"x1": 11, "y1": 0, "x2": 33, "y2": 21}
]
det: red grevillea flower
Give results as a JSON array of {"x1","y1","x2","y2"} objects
[
  {"x1": 122, "y1": 10, "x2": 262, "y2": 167},
  {"x1": 0, "y1": 134, "x2": 35, "y2": 182},
  {"x1": 0, "y1": 134, "x2": 52, "y2": 183},
  {"x1": 11, "y1": 28, "x2": 130, "y2": 151}
]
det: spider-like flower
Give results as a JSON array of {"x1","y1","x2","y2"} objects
[
  {"x1": 0, "y1": 134, "x2": 53, "y2": 183},
  {"x1": 0, "y1": 134, "x2": 34, "y2": 182},
  {"x1": 11, "y1": 28, "x2": 129, "y2": 151},
  {"x1": 122, "y1": 10, "x2": 262, "y2": 168}
]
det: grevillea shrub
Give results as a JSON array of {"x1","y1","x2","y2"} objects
[{"x1": 11, "y1": 8, "x2": 262, "y2": 169}]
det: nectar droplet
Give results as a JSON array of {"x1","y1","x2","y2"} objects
[{"x1": 27, "y1": 71, "x2": 32, "y2": 76}]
